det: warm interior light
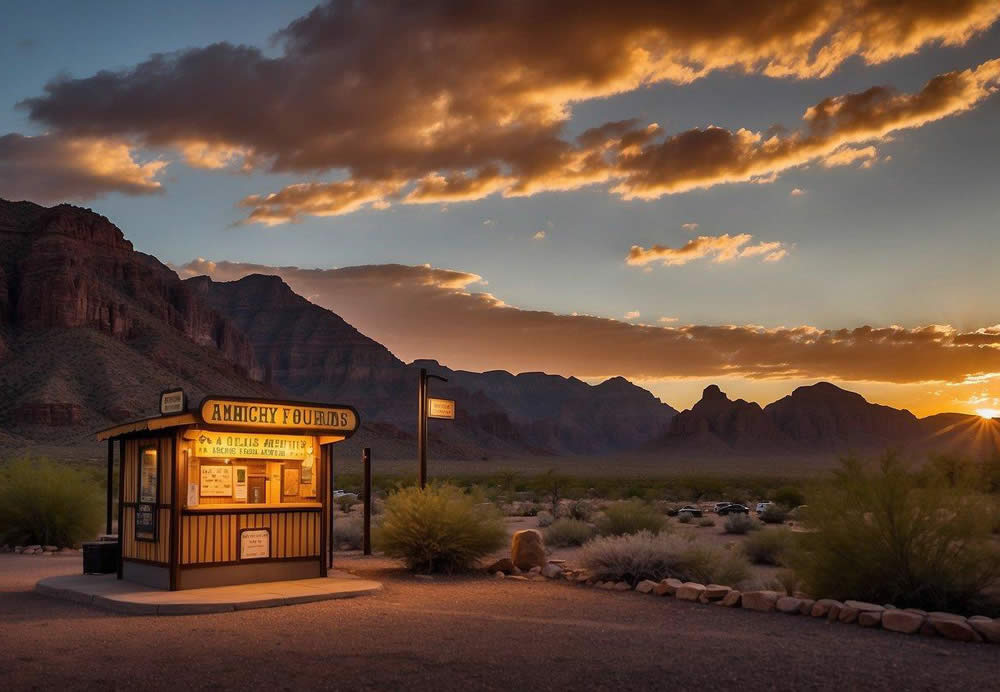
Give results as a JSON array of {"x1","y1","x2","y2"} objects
[{"x1": 975, "y1": 408, "x2": 1000, "y2": 419}]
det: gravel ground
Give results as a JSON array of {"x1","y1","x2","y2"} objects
[{"x1": 2, "y1": 553, "x2": 998, "y2": 691}]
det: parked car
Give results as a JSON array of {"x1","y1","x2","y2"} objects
[
  {"x1": 676, "y1": 505, "x2": 703, "y2": 518},
  {"x1": 333, "y1": 489, "x2": 358, "y2": 500},
  {"x1": 717, "y1": 503, "x2": 749, "y2": 515},
  {"x1": 712, "y1": 502, "x2": 732, "y2": 513},
  {"x1": 755, "y1": 501, "x2": 774, "y2": 514}
]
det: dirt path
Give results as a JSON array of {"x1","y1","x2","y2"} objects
[{"x1": 2, "y1": 554, "x2": 997, "y2": 691}]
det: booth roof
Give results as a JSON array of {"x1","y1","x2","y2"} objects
[{"x1": 96, "y1": 412, "x2": 197, "y2": 441}]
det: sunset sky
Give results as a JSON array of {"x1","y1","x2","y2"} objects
[{"x1": 3, "y1": 1, "x2": 1000, "y2": 417}]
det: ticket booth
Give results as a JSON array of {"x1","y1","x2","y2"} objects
[{"x1": 97, "y1": 394, "x2": 359, "y2": 590}]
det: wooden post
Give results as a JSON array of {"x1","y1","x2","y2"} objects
[
  {"x1": 418, "y1": 368, "x2": 427, "y2": 488},
  {"x1": 106, "y1": 440, "x2": 114, "y2": 535},
  {"x1": 362, "y1": 448, "x2": 372, "y2": 556},
  {"x1": 116, "y1": 437, "x2": 125, "y2": 580},
  {"x1": 326, "y1": 444, "x2": 335, "y2": 570}
]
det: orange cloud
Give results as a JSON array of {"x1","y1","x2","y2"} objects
[
  {"x1": 0, "y1": 133, "x2": 165, "y2": 203},
  {"x1": 627, "y1": 234, "x2": 788, "y2": 266},
  {"x1": 173, "y1": 259, "x2": 1000, "y2": 387},
  {"x1": 16, "y1": 2, "x2": 1000, "y2": 219}
]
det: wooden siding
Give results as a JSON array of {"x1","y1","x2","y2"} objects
[
  {"x1": 180, "y1": 509, "x2": 320, "y2": 565},
  {"x1": 121, "y1": 436, "x2": 174, "y2": 565}
]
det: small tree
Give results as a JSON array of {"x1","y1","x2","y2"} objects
[{"x1": 535, "y1": 469, "x2": 571, "y2": 510}]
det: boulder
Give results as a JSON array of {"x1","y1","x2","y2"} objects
[
  {"x1": 797, "y1": 599, "x2": 816, "y2": 615},
  {"x1": 613, "y1": 582, "x2": 632, "y2": 591},
  {"x1": 810, "y1": 599, "x2": 841, "y2": 618},
  {"x1": 826, "y1": 602, "x2": 845, "y2": 622},
  {"x1": 43, "y1": 545, "x2": 58, "y2": 553},
  {"x1": 485, "y1": 558, "x2": 514, "y2": 574},
  {"x1": 741, "y1": 591, "x2": 781, "y2": 612},
  {"x1": 635, "y1": 580, "x2": 658, "y2": 594},
  {"x1": 929, "y1": 615, "x2": 981, "y2": 643},
  {"x1": 838, "y1": 605, "x2": 861, "y2": 624},
  {"x1": 702, "y1": 584, "x2": 732, "y2": 601},
  {"x1": 882, "y1": 609, "x2": 924, "y2": 634},
  {"x1": 653, "y1": 578, "x2": 683, "y2": 597},
  {"x1": 510, "y1": 530, "x2": 546, "y2": 571},
  {"x1": 968, "y1": 616, "x2": 1000, "y2": 644},
  {"x1": 776, "y1": 597, "x2": 802, "y2": 614},
  {"x1": 845, "y1": 600, "x2": 884, "y2": 613},
  {"x1": 858, "y1": 611, "x2": 883, "y2": 628},
  {"x1": 719, "y1": 590, "x2": 742, "y2": 607},
  {"x1": 494, "y1": 571, "x2": 505, "y2": 579},
  {"x1": 676, "y1": 583, "x2": 706, "y2": 601},
  {"x1": 541, "y1": 563, "x2": 563, "y2": 579}
]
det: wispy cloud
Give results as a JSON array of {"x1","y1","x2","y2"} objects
[{"x1": 627, "y1": 233, "x2": 788, "y2": 267}]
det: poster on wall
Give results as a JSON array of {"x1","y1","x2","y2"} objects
[
  {"x1": 283, "y1": 468, "x2": 300, "y2": 496},
  {"x1": 234, "y1": 466, "x2": 248, "y2": 501},
  {"x1": 200, "y1": 465, "x2": 233, "y2": 497},
  {"x1": 139, "y1": 449, "x2": 158, "y2": 503},
  {"x1": 135, "y1": 502, "x2": 156, "y2": 540},
  {"x1": 239, "y1": 528, "x2": 270, "y2": 560}
]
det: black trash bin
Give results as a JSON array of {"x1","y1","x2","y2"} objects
[{"x1": 82, "y1": 540, "x2": 119, "y2": 574}]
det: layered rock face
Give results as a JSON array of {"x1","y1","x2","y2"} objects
[
  {"x1": 665, "y1": 384, "x2": 781, "y2": 449},
  {"x1": 0, "y1": 200, "x2": 259, "y2": 378}
]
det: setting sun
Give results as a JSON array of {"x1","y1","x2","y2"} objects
[{"x1": 975, "y1": 407, "x2": 1000, "y2": 419}]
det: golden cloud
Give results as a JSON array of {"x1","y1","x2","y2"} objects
[
  {"x1": 627, "y1": 234, "x2": 788, "y2": 266},
  {"x1": 15, "y1": 2, "x2": 1000, "y2": 220},
  {"x1": 173, "y1": 259, "x2": 1000, "y2": 386},
  {"x1": 0, "y1": 133, "x2": 165, "y2": 203}
]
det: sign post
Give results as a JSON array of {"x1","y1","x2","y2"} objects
[
  {"x1": 362, "y1": 448, "x2": 372, "y2": 556},
  {"x1": 417, "y1": 369, "x2": 451, "y2": 488}
]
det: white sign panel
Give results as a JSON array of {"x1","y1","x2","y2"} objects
[
  {"x1": 160, "y1": 389, "x2": 186, "y2": 415},
  {"x1": 199, "y1": 465, "x2": 233, "y2": 497},
  {"x1": 427, "y1": 398, "x2": 456, "y2": 420},
  {"x1": 240, "y1": 529, "x2": 270, "y2": 560}
]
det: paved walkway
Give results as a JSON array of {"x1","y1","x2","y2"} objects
[{"x1": 35, "y1": 570, "x2": 381, "y2": 614}]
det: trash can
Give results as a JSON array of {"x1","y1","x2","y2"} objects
[{"x1": 83, "y1": 540, "x2": 119, "y2": 574}]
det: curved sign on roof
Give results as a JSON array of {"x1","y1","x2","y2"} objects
[{"x1": 198, "y1": 397, "x2": 359, "y2": 435}]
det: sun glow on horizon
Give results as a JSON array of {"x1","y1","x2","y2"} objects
[{"x1": 975, "y1": 407, "x2": 1000, "y2": 419}]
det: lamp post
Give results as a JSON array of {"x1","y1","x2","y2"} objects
[{"x1": 418, "y1": 367, "x2": 448, "y2": 488}]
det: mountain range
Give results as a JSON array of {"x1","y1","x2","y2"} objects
[{"x1": 0, "y1": 199, "x2": 996, "y2": 462}]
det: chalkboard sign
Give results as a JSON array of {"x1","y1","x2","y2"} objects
[
  {"x1": 135, "y1": 502, "x2": 157, "y2": 540},
  {"x1": 136, "y1": 447, "x2": 158, "y2": 541}
]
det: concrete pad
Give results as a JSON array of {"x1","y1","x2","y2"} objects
[{"x1": 36, "y1": 573, "x2": 382, "y2": 616}]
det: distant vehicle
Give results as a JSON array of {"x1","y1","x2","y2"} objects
[
  {"x1": 712, "y1": 502, "x2": 732, "y2": 513},
  {"x1": 677, "y1": 506, "x2": 703, "y2": 518},
  {"x1": 717, "y1": 504, "x2": 749, "y2": 515},
  {"x1": 333, "y1": 489, "x2": 357, "y2": 499},
  {"x1": 755, "y1": 502, "x2": 774, "y2": 513}
]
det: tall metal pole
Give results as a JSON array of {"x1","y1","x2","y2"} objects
[
  {"x1": 362, "y1": 448, "x2": 372, "y2": 555},
  {"x1": 418, "y1": 368, "x2": 427, "y2": 488}
]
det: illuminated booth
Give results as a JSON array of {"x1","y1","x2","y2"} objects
[{"x1": 97, "y1": 393, "x2": 359, "y2": 590}]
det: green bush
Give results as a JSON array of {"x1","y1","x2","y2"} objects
[
  {"x1": 375, "y1": 484, "x2": 506, "y2": 573},
  {"x1": 676, "y1": 512, "x2": 692, "y2": 524},
  {"x1": 335, "y1": 495, "x2": 357, "y2": 513},
  {"x1": 334, "y1": 517, "x2": 363, "y2": 550},
  {"x1": 759, "y1": 506, "x2": 788, "y2": 524},
  {"x1": 580, "y1": 531, "x2": 750, "y2": 586},
  {"x1": 743, "y1": 528, "x2": 794, "y2": 565},
  {"x1": 723, "y1": 514, "x2": 757, "y2": 534},
  {"x1": 697, "y1": 517, "x2": 715, "y2": 527},
  {"x1": 536, "y1": 510, "x2": 554, "y2": 528},
  {"x1": 563, "y1": 499, "x2": 594, "y2": 521},
  {"x1": 791, "y1": 453, "x2": 1000, "y2": 614},
  {"x1": 0, "y1": 459, "x2": 103, "y2": 547},
  {"x1": 544, "y1": 518, "x2": 596, "y2": 547},
  {"x1": 772, "y1": 485, "x2": 805, "y2": 508},
  {"x1": 596, "y1": 500, "x2": 666, "y2": 536}
]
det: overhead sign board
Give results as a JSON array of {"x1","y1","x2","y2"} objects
[
  {"x1": 160, "y1": 389, "x2": 186, "y2": 415},
  {"x1": 199, "y1": 397, "x2": 358, "y2": 434},
  {"x1": 195, "y1": 432, "x2": 311, "y2": 460},
  {"x1": 427, "y1": 398, "x2": 456, "y2": 420}
]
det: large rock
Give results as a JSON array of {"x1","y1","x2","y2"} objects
[
  {"x1": 776, "y1": 597, "x2": 802, "y2": 614},
  {"x1": 635, "y1": 580, "x2": 658, "y2": 594},
  {"x1": 541, "y1": 563, "x2": 563, "y2": 579},
  {"x1": 741, "y1": 591, "x2": 781, "y2": 612},
  {"x1": 845, "y1": 600, "x2": 884, "y2": 613},
  {"x1": 838, "y1": 605, "x2": 861, "y2": 623},
  {"x1": 676, "y1": 583, "x2": 706, "y2": 601},
  {"x1": 510, "y1": 530, "x2": 546, "y2": 571},
  {"x1": 928, "y1": 615, "x2": 981, "y2": 642},
  {"x1": 810, "y1": 599, "x2": 841, "y2": 618},
  {"x1": 653, "y1": 578, "x2": 683, "y2": 597},
  {"x1": 797, "y1": 599, "x2": 816, "y2": 615},
  {"x1": 882, "y1": 610, "x2": 925, "y2": 634},
  {"x1": 858, "y1": 611, "x2": 883, "y2": 628},
  {"x1": 719, "y1": 590, "x2": 742, "y2": 607}
]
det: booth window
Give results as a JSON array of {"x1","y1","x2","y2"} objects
[{"x1": 184, "y1": 433, "x2": 319, "y2": 509}]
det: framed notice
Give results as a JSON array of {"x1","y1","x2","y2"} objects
[
  {"x1": 200, "y1": 464, "x2": 233, "y2": 497},
  {"x1": 239, "y1": 528, "x2": 270, "y2": 560},
  {"x1": 283, "y1": 468, "x2": 300, "y2": 496},
  {"x1": 136, "y1": 447, "x2": 158, "y2": 541},
  {"x1": 234, "y1": 466, "x2": 248, "y2": 501},
  {"x1": 427, "y1": 398, "x2": 456, "y2": 420}
]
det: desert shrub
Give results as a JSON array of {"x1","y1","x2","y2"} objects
[
  {"x1": 580, "y1": 531, "x2": 750, "y2": 586},
  {"x1": 723, "y1": 514, "x2": 758, "y2": 535},
  {"x1": 697, "y1": 517, "x2": 715, "y2": 527},
  {"x1": 335, "y1": 495, "x2": 358, "y2": 513},
  {"x1": 791, "y1": 453, "x2": 1000, "y2": 614},
  {"x1": 772, "y1": 485, "x2": 805, "y2": 508},
  {"x1": 564, "y1": 499, "x2": 594, "y2": 521},
  {"x1": 759, "y1": 506, "x2": 788, "y2": 524},
  {"x1": 596, "y1": 500, "x2": 666, "y2": 536},
  {"x1": 334, "y1": 517, "x2": 363, "y2": 550},
  {"x1": 0, "y1": 459, "x2": 103, "y2": 547},
  {"x1": 676, "y1": 512, "x2": 692, "y2": 524},
  {"x1": 536, "y1": 510, "x2": 554, "y2": 528},
  {"x1": 544, "y1": 518, "x2": 596, "y2": 547},
  {"x1": 743, "y1": 529, "x2": 794, "y2": 565},
  {"x1": 375, "y1": 484, "x2": 506, "y2": 573}
]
